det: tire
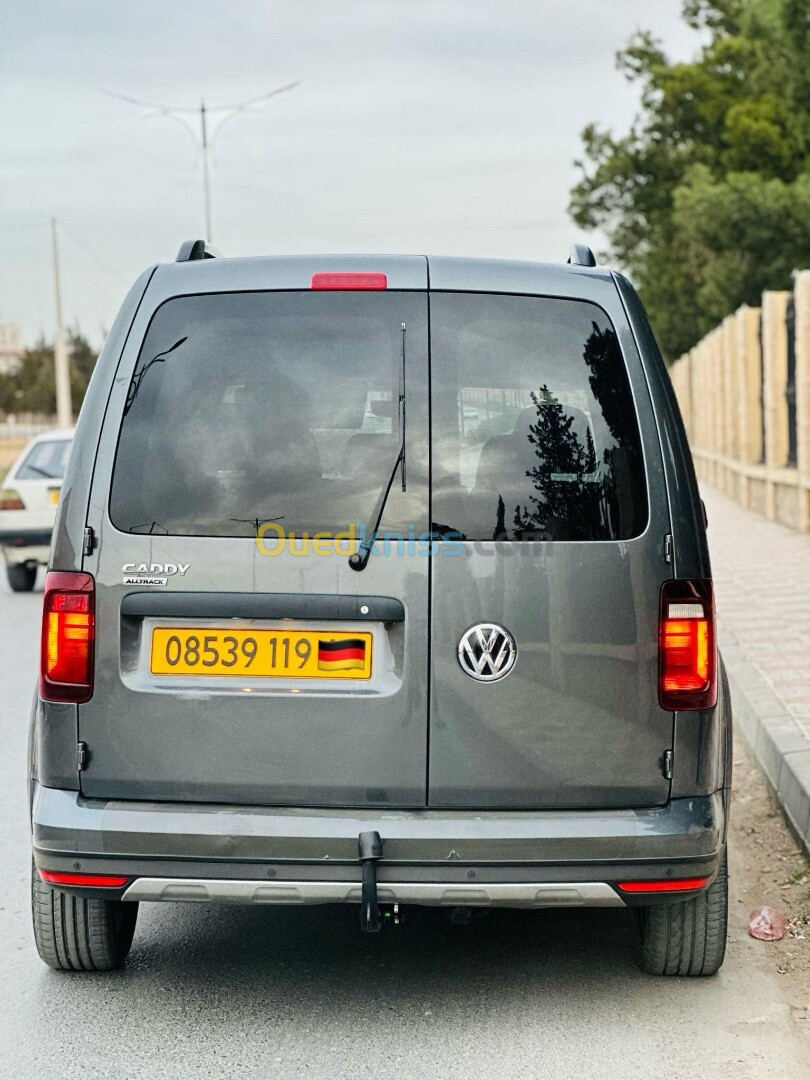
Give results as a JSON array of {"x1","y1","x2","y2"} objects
[
  {"x1": 636, "y1": 848, "x2": 728, "y2": 976},
  {"x1": 31, "y1": 864, "x2": 138, "y2": 971},
  {"x1": 7, "y1": 563, "x2": 37, "y2": 592}
]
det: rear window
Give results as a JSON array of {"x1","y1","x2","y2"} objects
[
  {"x1": 109, "y1": 291, "x2": 427, "y2": 538},
  {"x1": 16, "y1": 438, "x2": 71, "y2": 481},
  {"x1": 430, "y1": 293, "x2": 648, "y2": 541}
]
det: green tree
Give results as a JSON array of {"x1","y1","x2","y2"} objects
[
  {"x1": 570, "y1": 0, "x2": 810, "y2": 359},
  {"x1": 0, "y1": 329, "x2": 99, "y2": 417}
]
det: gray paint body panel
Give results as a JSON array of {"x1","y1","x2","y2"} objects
[
  {"x1": 426, "y1": 266, "x2": 673, "y2": 808},
  {"x1": 611, "y1": 271, "x2": 710, "y2": 580},
  {"x1": 611, "y1": 273, "x2": 726, "y2": 801},
  {"x1": 429, "y1": 541, "x2": 672, "y2": 807},
  {"x1": 151, "y1": 253, "x2": 429, "y2": 294},
  {"x1": 31, "y1": 266, "x2": 156, "y2": 792},
  {"x1": 51, "y1": 266, "x2": 157, "y2": 573},
  {"x1": 32, "y1": 783, "x2": 724, "y2": 864},
  {"x1": 79, "y1": 274, "x2": 430, "y2": 807},
  {"x1": 426, "y1": 256, "x2": 617, "y2": 296}
]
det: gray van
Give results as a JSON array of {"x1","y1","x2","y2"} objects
[{"x1": 29, "y1": 242, "x2": 730, "y2": 976}]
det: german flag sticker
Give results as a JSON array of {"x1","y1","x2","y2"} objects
[{"x1": 317, "y1": 637, "x2": 367, "y2": 673}]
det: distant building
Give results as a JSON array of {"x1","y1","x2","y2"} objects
[{"x1": 0, "y1": 324, "x2": 23, "y2": 375}]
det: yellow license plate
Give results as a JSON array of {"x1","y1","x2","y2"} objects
[{"x1": 150, "y1": 627, "x2": 372, "y2": 680}]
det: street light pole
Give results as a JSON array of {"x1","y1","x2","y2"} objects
[
  {"x1": 50, "y1": 218, "x2": 73, "y2": 428},
  {"x1": 103, "y1": 83, "x2": 301, "y2": 245},
  {"x1": 200, "y1": 100, "x2": 213, "y2": 242}
]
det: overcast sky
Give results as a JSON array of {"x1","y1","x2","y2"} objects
[{"x1": 1, "y1": 1, "x2": 702, "y2": 346}]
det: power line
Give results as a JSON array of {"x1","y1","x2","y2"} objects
[
  {"x1": 58, "y1": 221, "x2": 129, "y2": 286},
  {"x1": 0, "y1": 219, "x2": 128, "y2": 286}
]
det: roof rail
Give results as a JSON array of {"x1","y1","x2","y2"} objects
[
  {"x1": 567, "y1": 243, "x2": 597, "y2": 268},
  {"x1": 176, "y1": 239, "x2": 219, "y2": 262}
]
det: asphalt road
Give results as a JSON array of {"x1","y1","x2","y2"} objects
[{"x1": 1, "y1": 572, "x2": 807, "y2": 1079}]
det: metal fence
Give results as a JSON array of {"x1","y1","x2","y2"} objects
[{"x1": 0, "y1": 416, "x2": 60, "y2": 439}]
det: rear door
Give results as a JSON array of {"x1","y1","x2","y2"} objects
[
  {"x1": 79, "y1": 257, "x2": 430, "y2": 807},
  {"x1": 427, "y1": 274, "x2": 672, "y2": 808}
]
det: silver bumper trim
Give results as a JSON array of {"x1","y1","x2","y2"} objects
[{"x1": 121, "y1": 878, "x2": 624, "y2": 907}]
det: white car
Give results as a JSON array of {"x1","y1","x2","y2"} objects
[{"x1": 0, "y1": 429, "x2": 74, "y2": 591}]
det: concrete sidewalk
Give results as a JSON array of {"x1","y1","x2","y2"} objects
[{"x1": 702, "y1": 486, "x2": 810, "y2": 853}]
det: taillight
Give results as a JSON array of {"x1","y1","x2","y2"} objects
[
  {"x1": 659, "y1": 580, "x2": 716, "y2": 710},
  {"x1": 39, "y1": 870, "x2": 129, "y2": 888},
  {"x1": 311, "y1": 272, "x2": 388, "y2": 290},
  {"x1": 0, "y1": 488, "x2": 24, "y2": 510},
  {"x1": 617, "y1": 877, "x2": 711, "y2": 894},
  {"x1": 40, "y1": 571, "x2": 95, "y2": 703}
]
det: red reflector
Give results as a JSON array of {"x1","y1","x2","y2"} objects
[
  {"x1": 311, "y1": 272, "x2": 387, "y2": 290},
  {"x1": 659, "y1": 580, "x2": 716, "y2": 711},
  {"x1": 40, "y1": 571, "x2": 95, "y2": 703},
  {"x1": 39, "y1": 870, "x2": 129, "y2": 888},
  {"x1": 617, "y1": 877, "x2": 711, "y2": 893}
]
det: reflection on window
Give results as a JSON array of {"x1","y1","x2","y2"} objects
[{"x1": 432, "y1": 295, "x2": 647, "y2": 542}]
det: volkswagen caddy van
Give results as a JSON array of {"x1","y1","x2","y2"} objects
[{"x1": 29, "y1": 241, "x2": 730, "y2": 975}]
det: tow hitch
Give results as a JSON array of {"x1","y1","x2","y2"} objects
[{"x1": 358, "y1": 830, "x2": 384, "y2": 933}]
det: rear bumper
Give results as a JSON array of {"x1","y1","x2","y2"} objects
[
  {"x1": 2, "y1": 528, "x2": 51, "y2": 565},
  {"x1": 4, "y1": 546, "x2": 49, "y2": 567},
  {"x1": 32, "y1": 784, "x2": 725, "y2": 907},
  {"x1": 0, "y1": 527, "x2": 52, "y2": 548}
]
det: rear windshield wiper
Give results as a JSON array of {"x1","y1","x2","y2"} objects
[{"x1": 349, "y1": 322, "x2": 406, "y2": 572}]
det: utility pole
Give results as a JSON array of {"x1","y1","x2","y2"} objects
[
  {"x1": 103, "y1": 83, "x2": 301, "y2": 244},
  {"x1": 50, "y1": 218, "x2": 73, "y2": 428}
]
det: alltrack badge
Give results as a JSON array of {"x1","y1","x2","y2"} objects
[{"x1": 457, "y1": 624, "x2": 517, "y2": 682}]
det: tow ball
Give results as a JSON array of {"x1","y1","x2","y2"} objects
[{"x1": 359, "y1": 830, "x2": 402, "y2": 932}]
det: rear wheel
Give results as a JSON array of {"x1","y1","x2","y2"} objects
[
  {"x1": 31, "y1": 864, "x2": 138, "y2": 971},
  {"x1": 636, "y1": 848, "x2": 728, "y2": 976},
  {"x1": 7, "y1": 563, "x2": 37, "y2": 592}
]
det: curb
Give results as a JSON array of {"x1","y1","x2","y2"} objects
[{"x1": 721, "y1": 621, "x2": 810, "y2": 859}]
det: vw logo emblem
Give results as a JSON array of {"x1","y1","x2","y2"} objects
[{"x1": 457, "y1": 623, "x2": 517, "y2": 682}]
